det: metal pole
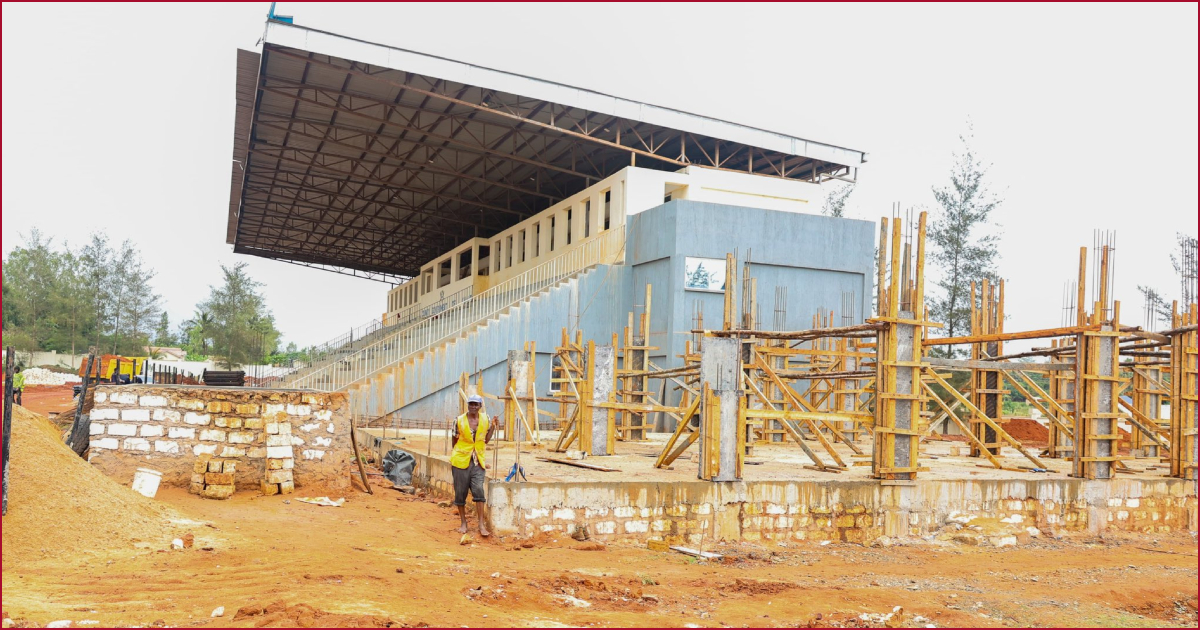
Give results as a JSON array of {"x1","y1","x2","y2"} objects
[{"x1": 3, "y1": 347, "x2": 15, "y2": 516}]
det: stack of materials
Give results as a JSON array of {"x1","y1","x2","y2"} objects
[
  {"x1": 20, "y1": 367, "x2": 82, "y2": 386},
  {"x1": 262, "y1": 419, "x2": 295, "y2": 495},
  {"x1": 190, "y1": 455, "x2": 237, "y2": 499},
  {"x1": 201, "y1": 370, "x2": 245, "y2": 386}
]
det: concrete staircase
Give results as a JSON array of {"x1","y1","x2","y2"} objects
[{"x1": 280, "y1": 227, "x2": 624, "y2": 393}]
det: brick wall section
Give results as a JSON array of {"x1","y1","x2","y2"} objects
[
  {"x1": 489, "y1": 480, "x2": 1196, "y2": 545},
  {"x1": 376, "y1": 438, "x2": 1198, "y2": 546},
  {"x1": 89, "y1": 385, "x2": 350, "y2": 490}
]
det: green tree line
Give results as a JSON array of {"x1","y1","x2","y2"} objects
[{"x1": 3, "y1": 230, "x2": 285, "y2": 368}]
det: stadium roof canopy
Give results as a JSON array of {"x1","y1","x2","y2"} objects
[{"x1": 228, "y1": 20, "x2": 867, "y2": 282}]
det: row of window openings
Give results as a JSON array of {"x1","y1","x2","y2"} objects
[
  {"x1": 392, "y1": 192, "x2": 613, "y2": 310},
  {"x1": 494, "y1": 195, "x2": 611, "y2": 274}
]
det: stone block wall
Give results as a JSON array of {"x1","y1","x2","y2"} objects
[
  {"x1": 88, "y1": 385, "x2": 350, "y2": 490},
  {"x1": 388, "y1": 440, "x2": 1197, "y2": 546},
  {"x1": 487, "y1": 479, "x2": 1196, "y2": 546}
]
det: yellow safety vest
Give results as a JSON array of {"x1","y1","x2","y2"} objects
[{"x1": 450, "y1": 412, "x2": 491, "y2": 470}]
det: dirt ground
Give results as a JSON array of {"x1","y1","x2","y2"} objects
[
  {"x1": 2, "y1": 483, "x2": 1196, "y2": 628},
  {"x1": 12, "y1": 384, "x2": 76, "y2": 421},
  {"x1": 3, "y1": 406, "x2": 1196, "y2": 628}
]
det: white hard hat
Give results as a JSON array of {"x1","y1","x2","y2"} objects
[{"x1": 467, "y1": 394, "x2": 483, "y2": 405}]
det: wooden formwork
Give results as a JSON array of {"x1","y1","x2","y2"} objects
[{"x1": 1169, "y1": 303, "x2": 1198, "y2": 480}]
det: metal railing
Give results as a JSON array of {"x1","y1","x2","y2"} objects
[
  {"x1": 279, "y1": 287, "x2": 477, "y2": 386},
  {"x1": 283, "y1": 227, "x2": 625, "y2": 391}
]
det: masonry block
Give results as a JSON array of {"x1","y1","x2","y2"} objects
[
  {"x1": 107, "y1": 423, "x2": 138, "y2": 437},
  {"x1": 178, "y1": 400, "x2": 206, "y2": 411},
  {"x1": 111, "y1": 392, "x2": 138, "y2": 405},
  {"x1": 184, "y1": 413, "x2": 211, "y2": 425},
  {"x1": 228, "y1": 431, "x2": 255, "y2": 445},
  {"x1": 90, "y1": 424, "x2": 105, "y2": 436},
  {"x1": 139, "y1": 395, "x2": 168, "y2": 407},
  {"x1": 205, "y1": 472, "x2": 234, "y2": 485},
  {"x1": 122, "y1": 409, "x2": 151, "y2": 422},
  {"x1": 265, "y1": 469, "x2": 293, "y2": 484},
  {"x1": 266, "y1": 445, "x2": 294, "y2": 459},
  {"x1": 192, "y1": 444, "x2": 218, "y2": 456},
  {"x1": 236, "y1": 403, "x2": 259, "y2": 414},
  {"x1": 90, "y1": 437, "x2": 119, "y2": 450},
  {"x1": 261, "y1": 481, "x2": 280, "y2": 496},
  {"x1": 199, "y1": 429, "x2": 227, "y2": 442},
  {"x1": 140, "y1": 425, "x2": 164, "y2": 437},
  {"x1": 202, "y1": 485, "x2": 233, "y2": 500},
  {"x1": 91, "y1": 408, "x2": 119, "y2": 421},
  {"x1": 155, "y1": 440, "x2": 180, "y2": 454},
  {"x1": 268, "y1": 459, "x2": 283, "y2": 470},
  {"x1": 624, "y1": 520, "x2": 649, "y2": 533},
  {"x1": 281, "y1": 458, "x2": 294, "y2": 469},
  {"x1": 301, "y1": 449, "x2": 325, "y2": 460},
  {"x1": 280, "y1": 480, "x2": 295, "y2": 494},
  {"x1": 265, "y1": 434, "x2": 292, "y2": 447},
  {"x1": 122, "y1": 438, "x2": 151, "y2": 452},
  {"x1": 169, "y1": 427, "x2": 196, "y2": 439},
  {"x1": 220, "y1": 446, "x2": 246, "y2": 458},
  {"x1": 94, "y1": 392, "x2": 107, "y2": 403},
  {"x1": 152, "y1": 409, "x2": 181, "y2": 422},
  {"x1": 243, "y1": 417, "x2": 264, "y2": 430},
  {"x1": 286, "y1": 404, "x2": 311, "y2": 416}
]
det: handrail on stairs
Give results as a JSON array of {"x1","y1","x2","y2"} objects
[{"x1": 279, "y1": 227, "x2": 626, "y2": 392}]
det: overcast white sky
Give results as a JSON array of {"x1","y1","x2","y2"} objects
[{"x1": 3, "y1": 3, "x2": 1196, "y2": 352}]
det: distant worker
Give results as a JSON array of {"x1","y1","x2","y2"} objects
[
  {"x1": 12, "y1": 367, "x2": 24, "y2": 406},
  {"x1": 451, "y1": 394, "x2": 495, "y2": 537}
]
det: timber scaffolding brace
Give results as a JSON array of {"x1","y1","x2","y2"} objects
[{"x1": 361, "y1": 211, "x2": 1198, "y2": 485}]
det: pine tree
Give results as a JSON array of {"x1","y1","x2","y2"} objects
[
  {"x1": 200, "y1": 263, "x2": 280, "y2": 368},
  {"x1": 927, "y1": 126, "x2": 1002, "y2": 357},
  {"x1": 822, "y1": 183, "x2": 855, "y2": 218}
]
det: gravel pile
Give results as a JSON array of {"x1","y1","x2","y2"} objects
[{"x1": 21, "y1": 367, "x2": 82, "y2": 386}]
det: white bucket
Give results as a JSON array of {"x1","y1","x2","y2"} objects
[{"x1": 131, "y1": 467, "x2": 163, "y2": 498}]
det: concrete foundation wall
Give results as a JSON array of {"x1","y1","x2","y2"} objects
[
  {"x1": 88, "y1": 385, "x2": 351, "y2": 490},
  {"x1": 377, "y1": 436, "x2": 1197, "y2": 545}
]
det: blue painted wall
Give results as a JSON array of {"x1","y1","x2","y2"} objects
[{"x1": 377, "y1": 201, "x2": 876, "y2": 425}]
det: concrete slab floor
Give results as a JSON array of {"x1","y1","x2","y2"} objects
[{"x1": 360, "y1": 428, "x2": 1176, "y2": 485}]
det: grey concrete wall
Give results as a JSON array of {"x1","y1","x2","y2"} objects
[
  {"x1": 382, "y1": 201, "x2": 876, "y2": 426},
  {"x1": 628, "y1": 200, "x2": 876, "y2": 407},
  {"x1": 380, "y1": 264, "x2": 632, "y2": 423}
]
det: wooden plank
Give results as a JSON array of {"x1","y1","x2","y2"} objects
[
  {"x1": 924, "y1": 366, "x2": 1047, "y2": 469},
  {"x1": 670, "y1": 546, "x2": 723, "y2": 560},
  {"x1": 536, "y1": 457, "x2": 620, "y2": 472},
  {"x1": 926, "y1": 357, "x2": 1073, "y2": 372},
  {"x1": 926, "y1": 324, "x2": 1100, "y2": 347}
]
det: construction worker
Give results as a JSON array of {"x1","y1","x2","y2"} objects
[
  {"x1": 12, "y1": 367, "x2": 25, "y2": 406},
  {"x1": 451, "y1": 394, "x2": 495, "y2": 537}
]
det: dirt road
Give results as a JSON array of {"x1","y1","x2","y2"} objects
[{"x1": 2, "y1": 484, "x2": 1196, "y2": 628}]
